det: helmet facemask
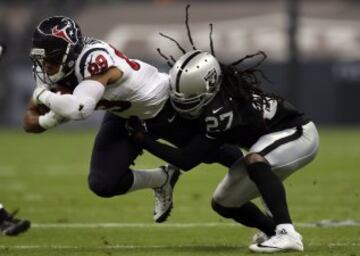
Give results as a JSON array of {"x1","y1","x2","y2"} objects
[
  {"x1": 169, "y1": 51, "x2": 222, "y2": 119},
  {"x1": 170, "y1": 82, "x2": 221, "y2": 119},
  {"x1": 30, "y1": 43, "x2": 73, "y2": 85}
]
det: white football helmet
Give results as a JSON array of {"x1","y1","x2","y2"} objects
[{"x1": 169, "y1": 50, "x2": 222, "y2": 119}]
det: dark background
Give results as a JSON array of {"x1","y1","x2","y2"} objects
[{"x1": 1, "y1": 0, "x2": 359, "y2": 126}]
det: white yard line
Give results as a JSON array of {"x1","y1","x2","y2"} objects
[
  {"x1": 30, "y1": 220, "x2": 360, "y2": 228},
  {"x1": 0, "y1": 243, "x2": 359, "y2": 250},
  {"x1": 2, "y1": 245, "x2": 239, "y2": 250},
  {"x1": 328, "y1": 243, "x2": 360, "y2": 247},
  {"x1": 1, "y1": 221, "x2": 359, "y2": 251}
]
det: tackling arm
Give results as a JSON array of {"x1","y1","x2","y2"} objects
[{"x1": 141, "y1": 134, "x2": 221, "y2": 171}]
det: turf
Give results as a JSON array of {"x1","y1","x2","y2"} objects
[{"x1": 0, "y1": 127, "x2": 359, "y2": 255}]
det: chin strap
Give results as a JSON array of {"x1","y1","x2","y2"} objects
[{"x1": 48, "y1": 43, "x2": 72, "y2": 83}]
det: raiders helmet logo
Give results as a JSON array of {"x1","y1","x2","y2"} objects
[{"x1": 204, "y1": 68, "x2": 218, "y2": 88}]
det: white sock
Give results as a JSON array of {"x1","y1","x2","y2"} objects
[
  {"x1": 128, "y1": 167, "x2": 167, "y2": 192},
  {"x1": 0, "y1": 203, "x2": 3, "y2": 210}
]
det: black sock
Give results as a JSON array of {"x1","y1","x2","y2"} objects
[
  {"x1": 211, "y1": 200, "x2": 276, "y2": 236},
  {"x1": 247, "y1": 162, "x2": 292, "y2": 225},
  {"x1": 233, "y1": 202, "x2": 276, "y2": 236}
]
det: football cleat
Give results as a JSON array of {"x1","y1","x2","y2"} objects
[
  {"x1": 249, "y1": 226, "x2": 303, "y2": 253},
  {"x1": 0, "y1": 209, "x2": 31, "y2": 236},
  {"x1": 153, "y1": 164, "x2": 181, "y2": 223}
]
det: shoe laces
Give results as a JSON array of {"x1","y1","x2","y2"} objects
[
  {"x1": 154, "y1": 170, "x2": 171, "y2": 211},
  {"x1": 154, "y1": 189, "x2": 167, "y2": 210},
  {"x1": 276, "y1": 228, "x2": 288, "y2": 236}
]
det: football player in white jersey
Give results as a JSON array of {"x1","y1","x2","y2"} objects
[{"x1": 23, "y1": 16, "x2": 242, "y2": 223}]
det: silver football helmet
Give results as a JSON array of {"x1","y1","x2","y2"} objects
[{"x1": 169, "y1": 50, "x2": 222, "y2": 119}]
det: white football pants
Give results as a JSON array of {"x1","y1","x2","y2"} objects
[{"x1": 212, "y1": 121, "x2": 319, "y2": 207}]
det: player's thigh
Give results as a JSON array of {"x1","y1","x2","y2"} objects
[
  {"x1": 90, "y1": 112, "x2": 141, "y2": 176},
  {"x1": 250, "y1": 122, "x2": 319, "y2": 179}
]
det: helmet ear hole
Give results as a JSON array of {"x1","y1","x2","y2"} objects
[{"x1": 169, "y1": 50, "x2": 221, "y2": 119}]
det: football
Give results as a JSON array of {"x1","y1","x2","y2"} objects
[
  {"x1": 51, "y1": 85, "x2": 73, "y2": 95},
  {"x1": 36, "y1": 104, "x2": 50, "y2": 115}
]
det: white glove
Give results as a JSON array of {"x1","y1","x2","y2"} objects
[
  {"x1": 32, "y1": 85, "x2": 50, "y2": 105},
  {"x1": 38, "y1": 111, "x2": 67, "y2": 130}
]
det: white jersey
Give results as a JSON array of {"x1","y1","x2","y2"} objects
[{"x1": 74, "y1": 37, "x2": 169, "y2": 119}]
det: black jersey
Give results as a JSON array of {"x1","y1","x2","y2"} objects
[
  {"x1": 199, "y1": 89, "x2": 308, "y2": 149},
  {"x1": 141, "y1": 88, "x2": 309, "y2": 171}
]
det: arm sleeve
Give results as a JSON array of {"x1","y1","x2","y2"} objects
[
  {"x1": 38, "y1": 79, "x2": 105, "y2": 120},
  {"x1": 142, "y1": 134, "x2": 221, "y2": 171}
]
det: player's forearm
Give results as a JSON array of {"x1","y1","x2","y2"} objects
[
  {"x1": 35, "y1": 80, "x2": 104, "y2": 120},
  {"x1": 143, "y1": 133, "x2": 222, "y2": 171},
  {"x1": 142, "y1": 136, "x2": 197, "y2": 170}
]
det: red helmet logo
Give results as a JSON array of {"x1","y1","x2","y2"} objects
[{"x1": 51, "y1": 22, "x2": 77, "y2": 45}]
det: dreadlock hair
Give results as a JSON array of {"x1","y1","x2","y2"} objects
[
  {"x1": 220, "y1": 51, "x2": 280, "y2": 112},
  {"x1": 157, "y1": 5, "x2": 217, "y2": 67},
  {"x1": 158, "y1": 5, "x2": 278, "y2": 113}
]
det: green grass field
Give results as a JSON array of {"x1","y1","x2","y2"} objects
[{"x1": 0, "y1": 127, "x2": 359, "y2": 256}]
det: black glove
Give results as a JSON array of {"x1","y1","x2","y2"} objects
[{"x1": 125, "y1": 116, "x2": 148, "y2": 143}]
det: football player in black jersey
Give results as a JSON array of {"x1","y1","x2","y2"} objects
[{"x1": 127, "y1": 49, "x2": 319, "y2": 252}]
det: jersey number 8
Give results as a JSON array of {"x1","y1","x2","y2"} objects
[{"x1": 87, "y1": 55, "x2": 109, "y2": 75}]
